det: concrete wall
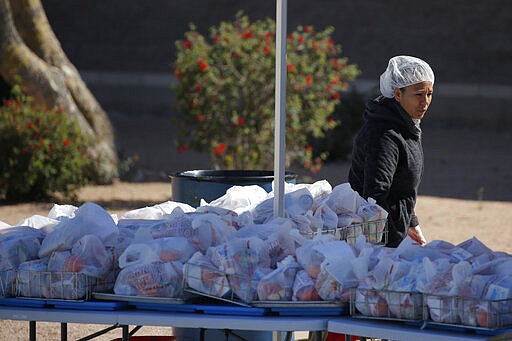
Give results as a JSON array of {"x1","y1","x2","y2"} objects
[
  {"x1": 32, "y1": 1, "x2": 512, "y2": 200},
  {"x1": 39, "y1": 0, "x2": 511, "y2": 127}
]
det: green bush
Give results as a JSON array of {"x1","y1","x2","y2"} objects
[
  {"x1": 172, "y1": 12, "x2": 360, "y2": 173},
  {"x1": 0, "y1": 84, "x2": 92, "y2": 202}
]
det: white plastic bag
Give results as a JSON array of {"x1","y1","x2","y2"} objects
[
  {"x1": 207, "y1": 185, "x2": 268, "y2": 213},
  {"x1": 0, "y1": 226, "x2": 45, "y2": 271},
  {"x1": 47, "y1": 204, "x2": 78, "y2": 220},
  {"x1": 313, "y1": 203, "x2": 338, "y2": 231},
  {"x1": 114, "y1": 261, "x2": 183, "y2": 297},
  {"x1": 17, "y1": 258, "x2": 49, "y2": 297},
  {"x1": 257, "y1": 256, "x2": 299, "y2": 301},
  {"x1": 315, "y1": 256, "x2": 358, "y2": 301},
  {"x1": 292, "y1": 269, "x2": 320, "y2": 301},
  {"x1": 121, "y1": 201, "x2": 194, "y2": 219},
  {"x1": 325, "y1": 183, "x2": 362, "y2": 214},
  {"x1": 251, "y1": 188, "x2": 314, "y2": 224},
  {"x1": 71, "y1": 234, "x2": 114, "y2": 277},
  {"x1": 184, "y1": 252, "x2": 230, "y2": 298},
  {"x1": 208, "y1": 237, "x2": 269, "y2": 275},
  {"x1": 190, "y1": 213, "x2": 237, "y2": 253},
  {"x1": 16, "y1": 215, "x2": 60, "y2": 233},
  {"x1": 39, "y1": 202, "x2": 118, "y2": 258},
  {"x1": 118, "y1": 243, "x2": 160, "y2": 269}
]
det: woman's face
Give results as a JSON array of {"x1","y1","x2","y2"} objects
[{"x1": 393, "y1": 81, "x2": 433, "y2": 120}]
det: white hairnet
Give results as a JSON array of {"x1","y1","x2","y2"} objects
[{"x1": 379, "y1": 56, "x2": 435, "y2": 98}]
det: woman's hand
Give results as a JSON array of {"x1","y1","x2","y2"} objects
[{"x1": 408, "y1": 225, "x2": 427, "y2": 245}]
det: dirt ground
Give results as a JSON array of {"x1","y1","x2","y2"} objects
[{"x1": 1, "y1": 121, "x2": 511, "y2": 340}]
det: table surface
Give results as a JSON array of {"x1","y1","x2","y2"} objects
[
  {"x1": 328, "y1": 317, "x2": 490, "y2": 341},
  {"x1": 0, "y1": 306, "x2": 327, "y2": 331},
  {"x1": 0, "y1": 305, "x2": 500, "y2": 340}
]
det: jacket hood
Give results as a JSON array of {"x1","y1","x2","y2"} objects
[{"x1": 364, "y1": 96, "x2": 421, "y2": 138}]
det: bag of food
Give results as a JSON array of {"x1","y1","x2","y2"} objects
[
  {"x1": 118, "y1": 243, "x2": 160, "y2": 269},
  {"x1": 475, "y1": 276, "x2": 512, "y2": 328},
  {"x1": 208, "y1": 237, "x2": 269, "y2": 275},
  {"x1": 114, "y1": 261, "x2": 183, "y2": 297},
  {"x1": 251, "y1": 188, "x2": 314, "y2": 224},
  {"x1": 16, "y1": 258, "x2": 49, "y2": 298},
  {"x1": 315, "y1": 256, "x2": 358, "y2": 301},
  {"x1": 39, "y1": 202, "x2": 118, "y2": 258},
  {"x1": 325, "y1": 183, "x2": 362, "y2": 214},
  {"x1": 190, "y1": 213, "x2": 237, "y2": 253},
  {"x1": 121, "y1": 201, "x2": 194, "y2": 219},
  {"x1": 0, "y1": 226, "x2": 45, "y2": 271},
  {"x1": 354, "y1": 279, "x2": 389, "y2": 317},
  {"x1": 207, "y1": 185, "x2": 269, "y2": 213},
  {"x1": 257, "y1": 256, "x2": 299, "y2": 301},
  {"x1": 184, "y1": 252, "x2": 230, "y2": 298},
  {"x1": 293, "y1": 269, "x2": 320, "y2": 301},
  {"x1": 71, "y1": 234, "x2": 114, "y2": 277},
  {"x1": 313, "y1": 203, "x2": 338, "y2": 232}
]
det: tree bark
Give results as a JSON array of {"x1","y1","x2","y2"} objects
[{"x1": 0, "y1": 0, "x2": 118, "y2": 183}]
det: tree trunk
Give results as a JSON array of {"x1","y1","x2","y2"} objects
[{"x1": 0, "y1": 0, "x2": 118, "y2": 183}]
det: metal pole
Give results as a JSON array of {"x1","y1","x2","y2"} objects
[{"x1": 274, "y1": 0, "x2": 287, "y2": 218}]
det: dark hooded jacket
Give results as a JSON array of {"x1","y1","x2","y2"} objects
[{"x1": 348, "y1": 96, "x2": 423, "y2": 247}]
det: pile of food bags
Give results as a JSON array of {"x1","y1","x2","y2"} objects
[
  {"x1": 1, "y1": 179, "x2": 511, "y2": 330},
  {"x1": 352, "y1": 236, "x2": 512, "y2": 328},
  {"x1": 0, "y1": 203, "x2": 118, "y2": 299}
]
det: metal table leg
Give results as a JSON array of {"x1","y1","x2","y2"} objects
[
  {"x1": 122, "y1": 325, "x2": 129, "y2": 341},
  {"x1": 29, "y1": 321, "x2": 36, "y2": 341},
  {"x1": 61, "y1": 322, "x2": 67, "y2": 341}
]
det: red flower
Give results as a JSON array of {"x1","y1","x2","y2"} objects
[
  {"x1": 182, "y1": 40, "x2": 192, "y2": 49},
  {"x1": 265, "y1": 32, "x2": 273, "y2": 39},
  {"x1": 28, "y1": 121, "x2": 35, "y2": 129},
  {"x1": 197, "y1": 59, "x2": 209, "y2": 71},
  {"x1": 327, "y1": 39, "x2": 334, "y2": 46},
  {"x1": 197, "y1": 114, "x2": 205, "y2": 122},
  {"x1": 178, "y1": 144, "x2": 186, "y2": 154},
  {"x1": 327, "y1": 117, "x2": 335, "y2": 124},
  {"x1": 63, "y1": 139, "x2": 70, "y2": 147},
  {"x1": 195, "y1": 84, "x2": 202, "y2": 92},
  {"x1": 304, "y1": 26, "x2": 312, "y2": 33},
  {"x1": 263, "y1": 46, "x2": 270, "y2": 54},
  {"x1": 174, "y1": 69, "x2": 183, "y2": 78},
  {"x1": 297, "y1": 36, "x2": 304, "y2": 43},
  {"x1": 214, "y1": 143, "x2": 227, "y2": 155},
  {"x1": 326, "y1": 85, "x2": 332, "y2": 92},
  {"x1": 287, "y1": 64, "x2": 295, "y2": 71},
  {"x1": 237, "y1": 117, "x2": 244, "y2": 126},
  {"x1": 306, "y1": 145, "x2": 313, "y2": 152},
  {"x1": 287, "y1": 34, "x2": 293, "y2": 40},
  {"x1": 306, "y1": 75, "x2": 313, "y2": 86},
  {"x1": 243, "y1": 31, "x2": 253, "y2": 39},
  {"x1": 213, "y1": 35, "x2": 219, "y2": 43},
  {"x1": 331, "y1": 92, "x2": 340, "y2": 100}
]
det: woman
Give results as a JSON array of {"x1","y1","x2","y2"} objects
[{"x1": 348, "y1": 55, "x2": 434, "y2": 247}]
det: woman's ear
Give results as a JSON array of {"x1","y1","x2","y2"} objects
[{"x1": 393, "y1": 87, "x2": 401, "y2": 102}]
